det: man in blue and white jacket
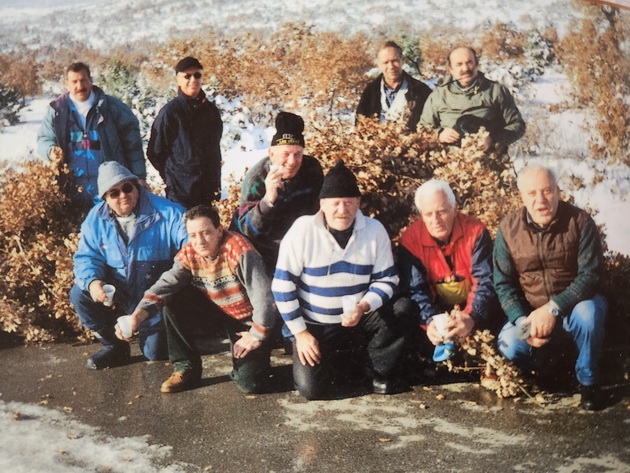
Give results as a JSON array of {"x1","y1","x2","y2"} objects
[
  {"x1": 37, "y1": 62, "x2": 146, "y2": 210},
  {"x1": 272, "y1": 160, "x2": 412, "y2": 399},
  {"x1": 70, "y1": 162, "x2": 187, "y2": 370}
]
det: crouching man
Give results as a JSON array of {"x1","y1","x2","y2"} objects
[
  {"x1": 494, "y1": 164, "x2": 607, "y2": 410},
  {"x1": 398, "y1": 180, "x2": 500, "y2": 377},
  {"x1": 70, "y1": 162, "x2": 187, "y2": 369},
  {"x1": 117, "y1": 205, "x2": 278, "y2": 394},
  {"x1": 272, "y1": 160, "x2": 412, "y2": 400}
]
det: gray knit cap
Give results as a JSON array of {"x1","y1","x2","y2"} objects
[{"x1": 97, "y1": 161, "x2": 137, "y2": 197}]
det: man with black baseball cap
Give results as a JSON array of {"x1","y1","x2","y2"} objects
[
  {"x1": 233, "y1": 111, "x2": 323, "y2": 274},
  {"x1": 148, "y1": 56, "x2": 223, "y2": 208}
]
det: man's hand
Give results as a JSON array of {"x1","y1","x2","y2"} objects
[
  {"x1": 445, "y1": 309, "x2": 475, "y2": 340},
  {"x1": 294, "y1": 330, "x2": 320, "y2": 366},
  {"x1": 340, "y1": 301, "x2": 369, "y2": 327},
  {"x1": 528, "y1": 305, "x2": 556, "y2": 339},
  {"x1": 115, "y1": 308, "x2": 149, "y2": 341},
  {"x1": 263, "y1": 166, "x2": 283, "y2": 206},
  {"x1": 480, "y1": 135, "x2": 493, "y2": 152},
  {"x1": 527, "y1": 336, "x2": 551, "y2": 348},
  {"x1": 49, "y1": 146, "x2": 64, "y2": 166},
  {"x1": 438, "y1": 127, "x2": 461, "y2": 144},
  {"x1": 88, "y1": 280, "x2": 107, "y2": 303},
  {"x1": 233, "y1": 331, "x2": 262, "y2": 359}
]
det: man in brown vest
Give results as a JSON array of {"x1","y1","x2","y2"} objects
[{"x1": 493, "y1": 164, "x2": 607, "y2": 410}]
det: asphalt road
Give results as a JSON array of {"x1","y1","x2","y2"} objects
[{"x1": 1, "y1": 337, "x2": 629, "y2": 473}]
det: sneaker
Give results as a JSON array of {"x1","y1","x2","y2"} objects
[
  {"x1": 160, "y1": 370, "x2": 201, "y2": 393},
  {"x1": 86, "y1": 342, "x2": 130, "y2": 370},
  {"x1": 579, "y1": 384, "x2": 602, "y2": 411}
]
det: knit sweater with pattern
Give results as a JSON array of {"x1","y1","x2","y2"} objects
[{"x1": 138, "y1": 230, "x2": 277, "y2": 340}]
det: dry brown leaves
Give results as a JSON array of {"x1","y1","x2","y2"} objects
[{"x1": 0, "y1": 160, "x2": 85, "y2": 343}]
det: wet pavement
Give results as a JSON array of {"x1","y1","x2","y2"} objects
[{"x1": 1, "y1": 337, "x2": 629, "y2": 473}]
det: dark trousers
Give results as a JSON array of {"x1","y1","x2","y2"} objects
[
  {"x1": 69, "y1": 284, "x2": 167, "y2": 360},
  {"x1": 163, "y1": 286, "x2": 272, "y2": 394},
  {"x1": 292, "y1": 297, "x2": 414, "y2": 400}
]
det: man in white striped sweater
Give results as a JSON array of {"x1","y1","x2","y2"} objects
[{"x1": 272, "y1": 160, "x2": 414, "y2": 399}]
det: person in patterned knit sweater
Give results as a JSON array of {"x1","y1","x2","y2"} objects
[{"x1": 117, "y1": 205, "x2": 278, "y2": 394}]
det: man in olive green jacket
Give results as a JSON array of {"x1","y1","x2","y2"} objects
[{"x1": 420, "y1": 47, "x2": 525, "y2": 152}]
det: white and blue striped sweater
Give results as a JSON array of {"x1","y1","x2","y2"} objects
[{"x1": 272, "y1": 210, "x2": 398, "y2": 335}]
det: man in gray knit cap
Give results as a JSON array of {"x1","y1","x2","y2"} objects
[{"x1": 70, "y1": 161, "x2": 187, "y2": 370}]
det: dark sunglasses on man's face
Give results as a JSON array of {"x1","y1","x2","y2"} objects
[
  {"x1": 183, "y1": 72, "x2": 202, "y2": 80},
  {"x1": 107, "y1": 182, "x2": 135, "y2": 199}
]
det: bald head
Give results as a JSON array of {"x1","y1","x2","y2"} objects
[{"x1": 517, "y1": 165, "x2": 560, "y2": 226}]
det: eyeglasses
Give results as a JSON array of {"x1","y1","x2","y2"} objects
[
  {"x1": 182, "y1": 72, "x2": 202, "y2": 80},
  {"x1": 107, "y1": 182, "x2": 135, "y2": 199}
]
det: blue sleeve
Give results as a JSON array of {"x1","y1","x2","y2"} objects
[
  {"x1": 397, "y1": 245, "x2": 439, "y2": 325},
  {"x1": 36, "y1": 106, "x2": 57, "y2": 159}
]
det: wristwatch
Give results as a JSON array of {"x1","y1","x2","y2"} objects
[{"x1": 546, "y1": 302, "x2": 560, "y2": 317}]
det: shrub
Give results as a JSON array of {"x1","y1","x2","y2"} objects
[
  {"x1": 557, "y1": 4, "x2": 630, "y2": 164},
  {"x1": 0, "y1": 81, "x2": 22, "y2": 128},
  {"x1": 0, "y1": 160, "x2": 84, "y2": 343}
]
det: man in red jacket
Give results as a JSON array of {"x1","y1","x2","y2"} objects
[{"x1": 398, "y1": 179, "x2": 499, "y2": 365}]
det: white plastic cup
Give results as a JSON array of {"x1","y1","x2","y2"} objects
[
  {"x1": 102, "y1": 284, "x2": 116, "y2": 307},
  {"x1": 432, "y1": 312, "x2": 450, "y2": 337},
  {"x1": 341, "y1": 295, "x2": 357, "y2": 320},
  {"x1": 117, "y1": 315, "x2": 133, "y2": 339},
  {"x1": 269, "y1": 164, "x2": 283, "y2": 175}
]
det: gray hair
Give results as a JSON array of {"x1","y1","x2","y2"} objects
[
  {"x1": 414, "y1": 179, "x2": 456, "y2": 213},
  {"x1": 516, "y1": 164, "x2": 558, "y2": 191}
]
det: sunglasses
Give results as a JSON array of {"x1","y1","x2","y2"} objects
[
  {"x1": 107, "y1": 182, "x2": 135, "y2": 199},
  {"x1": 182, "y1": 72, "x2": 202, "y2": 80}
]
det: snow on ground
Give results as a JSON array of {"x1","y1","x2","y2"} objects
[
  {"x1": 0, "y1": 400, "x2": 190, "y2": 473},
  {"x1": 0, "y1": 0, "x2": 583, "y2": 52}
]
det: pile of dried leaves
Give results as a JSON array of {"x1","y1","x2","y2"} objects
[{"x1": 0, "y1": 161, "x2": 85, "y2": 343}]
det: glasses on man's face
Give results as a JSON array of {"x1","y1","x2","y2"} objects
[
  {"x1": 107, "y1": 182, "x2": 135, "y2": 199},
  {"x1": 182, "y1": 72, "x2": 202, "y2": 80}
]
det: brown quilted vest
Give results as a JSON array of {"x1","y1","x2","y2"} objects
[{"x1": 499, "y1": 201, "x2": 589, "y2": 309}]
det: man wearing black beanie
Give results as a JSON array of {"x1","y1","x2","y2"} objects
[
  {"x1": 272, "y1": 160, "x2": 414, "y2": 400},
  {"x1": 233, "y1": 111, "x2": 323, "y2": 275}
]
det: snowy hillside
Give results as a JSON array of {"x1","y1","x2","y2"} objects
[{"x1": 0, "y1": 0, "x2": 584, "y2": 52}]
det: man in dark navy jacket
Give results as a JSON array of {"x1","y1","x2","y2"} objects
[{"x1": 148, "y1": 56, "x2": 223, "y2": 209}]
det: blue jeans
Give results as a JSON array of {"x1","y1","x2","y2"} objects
[
  {"x1": 69, "y1": 284, "x2": 167, "y2": 361},
  {"x1": 497, "y1": 294, "x2": 607, "y2": 386}
]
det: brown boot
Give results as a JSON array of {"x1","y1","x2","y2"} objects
[{"x1": 160, "y1": 370, "x2": 200, "y2": 393}]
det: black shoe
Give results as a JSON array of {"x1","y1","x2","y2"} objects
[
  {"x1": 372, "y1": 376, "x2": 406, "y2": 395},
  {"x1": 87, "y1": 342, "x2": 131, "y2": 370},
  {"x1": 579, "y1": 384, "x2": 602, "y2": 411}
]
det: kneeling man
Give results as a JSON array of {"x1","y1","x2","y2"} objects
[
  {"x1": 272, "y1": 160, "x2": 411, "y2": 400},
  {"x1": 119, "y1": 205, "x2": 278, "y2": 394}
]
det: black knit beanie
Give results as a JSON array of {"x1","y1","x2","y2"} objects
[
  {"x1": 271, "y1": 112, "x2": 305, "y2": 147},
  {"x1": 319, "y1": 160, "x2": 361, "y2": 199}
]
